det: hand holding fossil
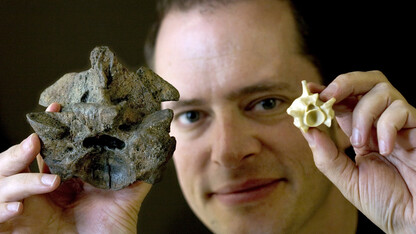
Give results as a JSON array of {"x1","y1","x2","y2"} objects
[{"x1": 26, "y1": 46, "x2": 179, "y2": 190}]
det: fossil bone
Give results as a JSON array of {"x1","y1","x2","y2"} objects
[
  {"x1": 26, "y1": 46, "x2": 179, "y2": 190},
  {"x1": 286, "y1": 80, "x2": 336, "y2": 132}
]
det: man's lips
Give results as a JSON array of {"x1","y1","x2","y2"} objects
[{"x1": 210, "y1": 178, "x2": 286, "y2": 206}]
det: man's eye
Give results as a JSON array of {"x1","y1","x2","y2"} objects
[
  {"x1": 177, "y1": 111, "x2": 201, "y2": 125},
  {"x1": 251, "y1": 98, "x2": 281, "y2": 111}
]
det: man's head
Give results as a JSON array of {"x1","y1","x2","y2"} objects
[
  {"x1": 145, "y1": 0, "x2": 319, "y2": 73},
  {"x1": 150, "y1": 0, "x2": 356, "y2": 233}
]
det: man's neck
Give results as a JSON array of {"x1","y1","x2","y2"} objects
[{"x1": 298, "y1": 185, "x2": 358, "y2": 234}]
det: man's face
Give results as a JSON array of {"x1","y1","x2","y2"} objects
[{"x1": 155, "y1": 0, "x2": 341, "y2": 233}]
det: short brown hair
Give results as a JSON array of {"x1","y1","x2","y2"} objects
[{"x1": 144, "y1": 0, "x2": 322, "y2": 80}]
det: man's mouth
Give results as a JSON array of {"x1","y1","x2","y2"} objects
[{"x1": 210, "y1": 178, "x2": 287, "y2": 206}]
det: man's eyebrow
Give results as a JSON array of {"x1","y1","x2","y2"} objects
[
  {"x1": 165, "y1": 99, "x2": 206, "y2": 109},
  {"x1": 165, "y1": 81, "x2": 293, "y2": 109},
  {"x1": 226, "y1": 81, "x2": 292, "y2": 100}
]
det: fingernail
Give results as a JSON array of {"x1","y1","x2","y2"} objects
[
  {"x1": 41, "y1": 174, "x2": 58, "y2": 186},
  {"x1": 379, "y1": 139, "x2": 388, "y2": 155},
  {"x1": 351, "y1": 128, "x2": 362, "y2": 146},
  {"x1": 45, "y1": 104, "x2": 53, "y2": 112},
  {"x1": 7, "y1": 202, "x2": 21, "y2": 212},
  {"x1": 22, "y1": 134, "x2": 34, "y2": 151}
]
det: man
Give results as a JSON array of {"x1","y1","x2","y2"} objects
[{"x1": 0, "y1": 0, "x2": 415, "y2": 233}]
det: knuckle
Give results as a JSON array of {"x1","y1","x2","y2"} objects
[
  {"x1": 336, "y1": 72, "x2": 357, "y2": 83},
  {"x1": 333, "y1": 72, "x2": 357, "y2": 90},
  {"x1": 377, "y1": 100, "x2": 408, "y2": 129},
  {"x1": 0, "y1": 182, "x2": 15, "y2": 203},
  {"x1": 0, "y1": 193, "x2": 13, "y2": 204},
  {"x1": 377, "y1": 120, "x2": 397, "y2": 136},
  {"x1": 19, "y1": 173, "x2": 35, "y2": 186},
  {"x1": 373, "y1": 81, "x2": 391, "y2": 91},
  {"x1": 0, "y1": 145, "x2": 18, "y2": 161},
  {"x1": 372, "y1": 82, "x2": 404, "y2": 102},
  {"x1": 376, "y1": 115, "x2": 391, "y2": 129},
  {"x1": 369, "y1": 70, "x2": 392, "y2": 87},
  {"x1": 8, "y1": 145, "x2": 31, "y2": 166},
  {"x1": 369, "y1": 70, "x2": 385, "y2": 78},
  {"x1": 0, "y1": 174, "x2": 37, "y2": 202},
  {"x1": 391, "y1": 99, "x2": 408, "y2": 108}
]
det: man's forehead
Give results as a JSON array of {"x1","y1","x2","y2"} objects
[
  {"x1": 156, "y1": 0, "x2": 299, "y2": 62},
  {"x1": 156, "y1": 0, "x2": 308, "y2": 110}
]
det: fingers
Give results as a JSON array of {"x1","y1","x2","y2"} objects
[
  {"x1": 320, "y1": 70, "x2": 388, "y2": 102},
  {"x1": 0, "y1": 173, "x2": 60, "y2": 202},
  {"x1": 0, "y1": 202, "x2": 23, "y2": 223},
  {"x1": 46, "y1": 102, "x2": 61, "y2": 112},
  {"x1": 350, "y1": 82, "x2": 403, "y2": 149},
  {"x1": 320, "y1": 71, "x2": 411, "y2": 156},
  {"x1": 0, "y1": 134, "x2": 40, "y2": 177},
  {"x1": 303, "y1": 128, "x2": 359, "y2": 200},
  {"x1": 125, "y1": 181, "x2": 152, "y2": 206},
  {"x1": 0, "y1": 173, "x2": 59, "y2": 223},
  {"x1": 36, "y1": 155, "x2": 44, "y2": 172},
  {"x1": 36, "y1": 155, "x2": 51, "y2": 173},
  {"x1": 33, "y1": 102, "x2": 61, "y2": 173},
  {"x1": 376, "y1": 100, "x2": 416, "y2": 155},
  {"x1": 0, "y1": 103, "x2": 62, "y2": 223}
]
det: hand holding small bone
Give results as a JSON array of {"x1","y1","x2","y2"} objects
[{"x1": 301, "y1": 71, "x2": 416, "y2": 233}]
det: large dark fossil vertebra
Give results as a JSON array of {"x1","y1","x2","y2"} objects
[{"x1": 27, "y1": 46, "x2": 179, "y2": 190}]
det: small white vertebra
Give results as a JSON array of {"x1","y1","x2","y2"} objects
[{"x1": 286, "y1": 80, "x2": 336, "y2": 132}]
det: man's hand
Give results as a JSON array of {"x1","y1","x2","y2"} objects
[
  {"x1": 303, "y1": 71, "x2": 416, "y2": 233},
  {"x1": 0, "y1": 103, "x2": 152, "y2": 233}
]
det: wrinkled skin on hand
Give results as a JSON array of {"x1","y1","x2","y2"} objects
[
  {"x1": 303, "y1": 71, "x2": 416, "y2": 233},
  {"x1": 0, "y1": 103, "x2": 151, "y2": 233}
]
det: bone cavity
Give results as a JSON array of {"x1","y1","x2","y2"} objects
[{"x1": 287, "y1": 80, "x2": 336, "y2": 132}]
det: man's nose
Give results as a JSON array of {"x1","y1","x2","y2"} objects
[{"x1": 210, "y1": 110, "x2": 261, "y2": 168}]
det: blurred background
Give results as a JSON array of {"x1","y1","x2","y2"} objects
[{"x1": 0, "y1": 1, "x2": 414, "y2": 233}]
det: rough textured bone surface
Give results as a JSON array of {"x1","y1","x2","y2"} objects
[
  {"x1": 287, "y1": 80, "x2": 335, "y2": 132},
  {"x1": 27, "y1": 46, "x2": 179, "y2": 190}
]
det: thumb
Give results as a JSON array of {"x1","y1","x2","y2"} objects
[
  {"x1": 303, "y1": 128, "x2": 359, "y2": 201},
  {"x1": 111, "y1": 181, "x2": 153, "y2": 212}
]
